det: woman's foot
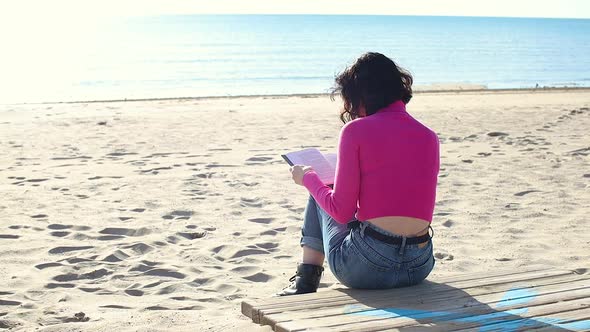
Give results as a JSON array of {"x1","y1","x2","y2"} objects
[{"x1": 276, "y1": 263, "x2": 324, "y2": 296}]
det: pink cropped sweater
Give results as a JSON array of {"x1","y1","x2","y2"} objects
[{"x1": 302, "y1": 100, "x2": 440, "y2": 224}]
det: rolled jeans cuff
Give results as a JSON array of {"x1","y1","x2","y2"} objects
[{"x1": 300, "y1": 235, "x2": 324, "y2": 254}]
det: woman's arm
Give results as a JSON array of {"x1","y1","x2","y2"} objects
[{"x1": 302, "y1": 122, "x2": 360, "y2": 223}]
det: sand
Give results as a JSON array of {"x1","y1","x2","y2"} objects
[{"x1": 0, "y1": 89, "x2": 589, "y2": 331}]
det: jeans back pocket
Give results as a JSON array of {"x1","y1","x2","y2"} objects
[
  {"x1": 407, "y1": 252, "x2": 435, "y2": 285},
  {"x1": 350, "y1": 230, "x2": 398, "y2": 272}
]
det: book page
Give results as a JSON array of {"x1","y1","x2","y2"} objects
[
  {"x1": 324, "y1": 153, "x2": 337, "y2": 170},
  {"x1": 283, "y1": 148, "x2": 335, "y2": 185}
]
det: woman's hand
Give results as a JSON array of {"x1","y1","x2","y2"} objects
[{"x1": 290, "y1": 165, "x2": 313, "y2": 186}]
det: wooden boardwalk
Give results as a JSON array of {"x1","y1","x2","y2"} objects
[{"x1": 242, "y1": 268, "x2": 590, "y2": 331}]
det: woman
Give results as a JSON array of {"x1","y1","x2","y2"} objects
[{"x1": 277, "y1": 52, "x2": 439, "y2": 296}]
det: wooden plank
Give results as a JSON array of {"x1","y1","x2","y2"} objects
[
  {"x1": 273, "y1": 283, "x2": 590, "y2": 332},
  {"x1": 262, "y1": 275, "x2": 590, "y2": 327},
  {"x1": 292, "y1": 296, "x2": 590, "y2": 332},
  {"x1": 253, "y1": 268, "x2": 572, "y2": 316},
  {"x1": 332, "y1": 294, "x2": 590, "y2": 332},
  {"x1": 241, "y1": 301, "x2": 257, "y2": 323},
  {"x1": 243, "y1": 266, "x2": 562, "y2": 319},
  {"x1": 528, "y1": 308, "x2": 590, "y2": 332},
  {"x1": 254, "y1": 269, "x2": 575, "y2": 324},
  {"x1": 262, "y1": 274, "x2": 590, "y2": 326},
  {"x1": 451, "y1": 306, "x2": 590, "y2": 331},
  {"x1": 276, "y1": 285, "x2": 590, "y2": 331}
]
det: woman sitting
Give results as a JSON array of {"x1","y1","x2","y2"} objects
[{"x1": 278, "y1": 52, "x2": 440, "y2": 296}]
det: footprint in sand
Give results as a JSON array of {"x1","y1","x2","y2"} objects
[
  {"x1": 0, "y1": 234, "x2": 20, "y2": 239},
  {"x1": 11, "y1": 178, "x2": 49, "y2": 186},
  {"x1": 225, "y1": 180, "x2": 259, "y2": 188},
  {"x1": 0, "y1": 319, "x2": 22, "y2": 330},
  {"x1": 245, "y1": 156, "x2": 274, "y2": 166},
  {"x1": 162, "y1": 210, "x2": 194, "y2": 221},
  {"x1": 9, "y1": 225, "x2": 30, "y2": 230},
  {"x1": 230, "y1": 265, "x2": 260, "y2": 275},
  {"x1": 242, "y1": 272, "x2": 273, "y2": 283},
  {"x1": 239, "y1": 197, "x2": 263, "y2": 208},
  {"x1": 143, "y1": 152, "x2": 190, "y2": 159},
  {"x1": 35, "y1": 262, "x2": 63, "y2": 270},
  {"x1": 434, "y1": 252, "x2": 454, "y2": 261},
  {"x1": 210, "y1": 245, "x2": 271, "y2": 262},
  {"x1": 177, "y1": 231, "x2": 206, "y2": 240},
  {"x1": 123, "y1": 243, "x2": 155, "y2": 255},
  {"x1": 137, "y1": 166, "x2": 173, "y2": 175},
  {"x1": 124, "y1": 289, "x2": 144, "y2": 297},
  {"x1": 50, "y1": 231, "x2": 70, "y2": 237},
  {"x1": 487, "y1": 132, "x2": 509, "y2": 138},
  {"x1": 47, "y1": 224, "x2": 91, "y2": 231},
  {"x1": 102, "y1": 250, "x2": 130, "y2": 262},
  {"x1": 48, "y1": 246, "x2": 94, "y2": 254},
  {"x1": 514, "y1": 190, "x2": 541, "y2": 197},
  {"x1": 52, "y1": 268, "x2": 112, "y2": 282},
  {"x1": 205, "y1": 162, "x2": 239, "y2": 169},
  {"x1": 273, "y1": 255, "x2": 293, "y2": 260},
  {"x1": 142, "y1": 268, "x2": 186, "y2": 279},
  {"x1": 504, "y1": 203, "x2": 520, "y2": 210},
  {"x1": 495, "y1": 257, "x2": 512, "y2": 262},
  {"x1": 45, "y1": 283, "x2": 76, "y2": 289},
  {"x1": 248, "y1": 217, "x2": 274, "y2": 224},
  {"x1": 568, "y1": 147, "x2": 590, "y2": 157},
  {"x1": 229, "y1": 248, "x2": 270, "y2": 259},
  {"x1": 254, "y1": 242, "x2": 279, "y2": 251},
  {"x1": 166, "y1": 236, "x2": 180, "y2": 244},
  {"x1": 0, "y1": 299, "x2": 22, "y2": 307},
  {"x1": 144, "y1": 305, "x2": 170, "y2": 310},
  {"x1": 88, "y1": 175, "x2": 124, "y2": 180},
  {"x1": 99, "y1": 227, "x2": 151, "y2": 237},
  {"x1": 100, "y1": 304, "x2": 133, "y2": 309}
]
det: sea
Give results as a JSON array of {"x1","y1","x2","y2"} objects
[{"x1": 2, "y1": 15, "x2": 590, "y2": 104}]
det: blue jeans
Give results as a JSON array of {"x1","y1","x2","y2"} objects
[{"x1": 300, "y1": 196, "x2": 435, "y2": 289}]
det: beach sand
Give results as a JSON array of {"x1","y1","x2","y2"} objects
[{"x1": 0, "y1": 89, "x2": 589, "y2": 331}]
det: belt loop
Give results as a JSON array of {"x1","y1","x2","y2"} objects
[
  {"x1": 360, "y1": 222, "x2": 367, "y2": 238},
  {"x1": 399, "y1": 236, "x2": 407, "y2": 255}
]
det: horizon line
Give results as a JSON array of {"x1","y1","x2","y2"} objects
[{"x1": 125, "y1": 13, "x2": 590, "y2": 20}]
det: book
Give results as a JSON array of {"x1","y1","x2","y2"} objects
[{"x1": 281, "y1": 148, "x2": 337, "y2": 185}]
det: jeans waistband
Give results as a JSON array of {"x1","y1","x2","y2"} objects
[{"x1": 349, "y1": 219, "x2": 433, "y2": 245}]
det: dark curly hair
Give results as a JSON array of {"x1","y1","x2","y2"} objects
[{"x1": 331, "y1": 52, "x2": 413, "y2": 123}]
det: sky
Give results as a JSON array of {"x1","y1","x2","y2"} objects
[{"x1": 1, "y1": 0, "x2": 590, "y2": 21}]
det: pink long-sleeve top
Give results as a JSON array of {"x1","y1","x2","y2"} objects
[{"x1": 302, "y1": 100, "x2": 439, "y2": 224}]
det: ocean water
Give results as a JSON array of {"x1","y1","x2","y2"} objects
[{"x1": 2, "y1": 15, "x2": 590, "y2": 103}]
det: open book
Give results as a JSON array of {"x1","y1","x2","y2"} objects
[{"x1": 281, "y1": 148, "x2": 337, "y2": 185}]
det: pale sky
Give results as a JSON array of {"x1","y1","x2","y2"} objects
[{"x1": 2, "y1": 0, "x2": 590, "y2": 20}]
